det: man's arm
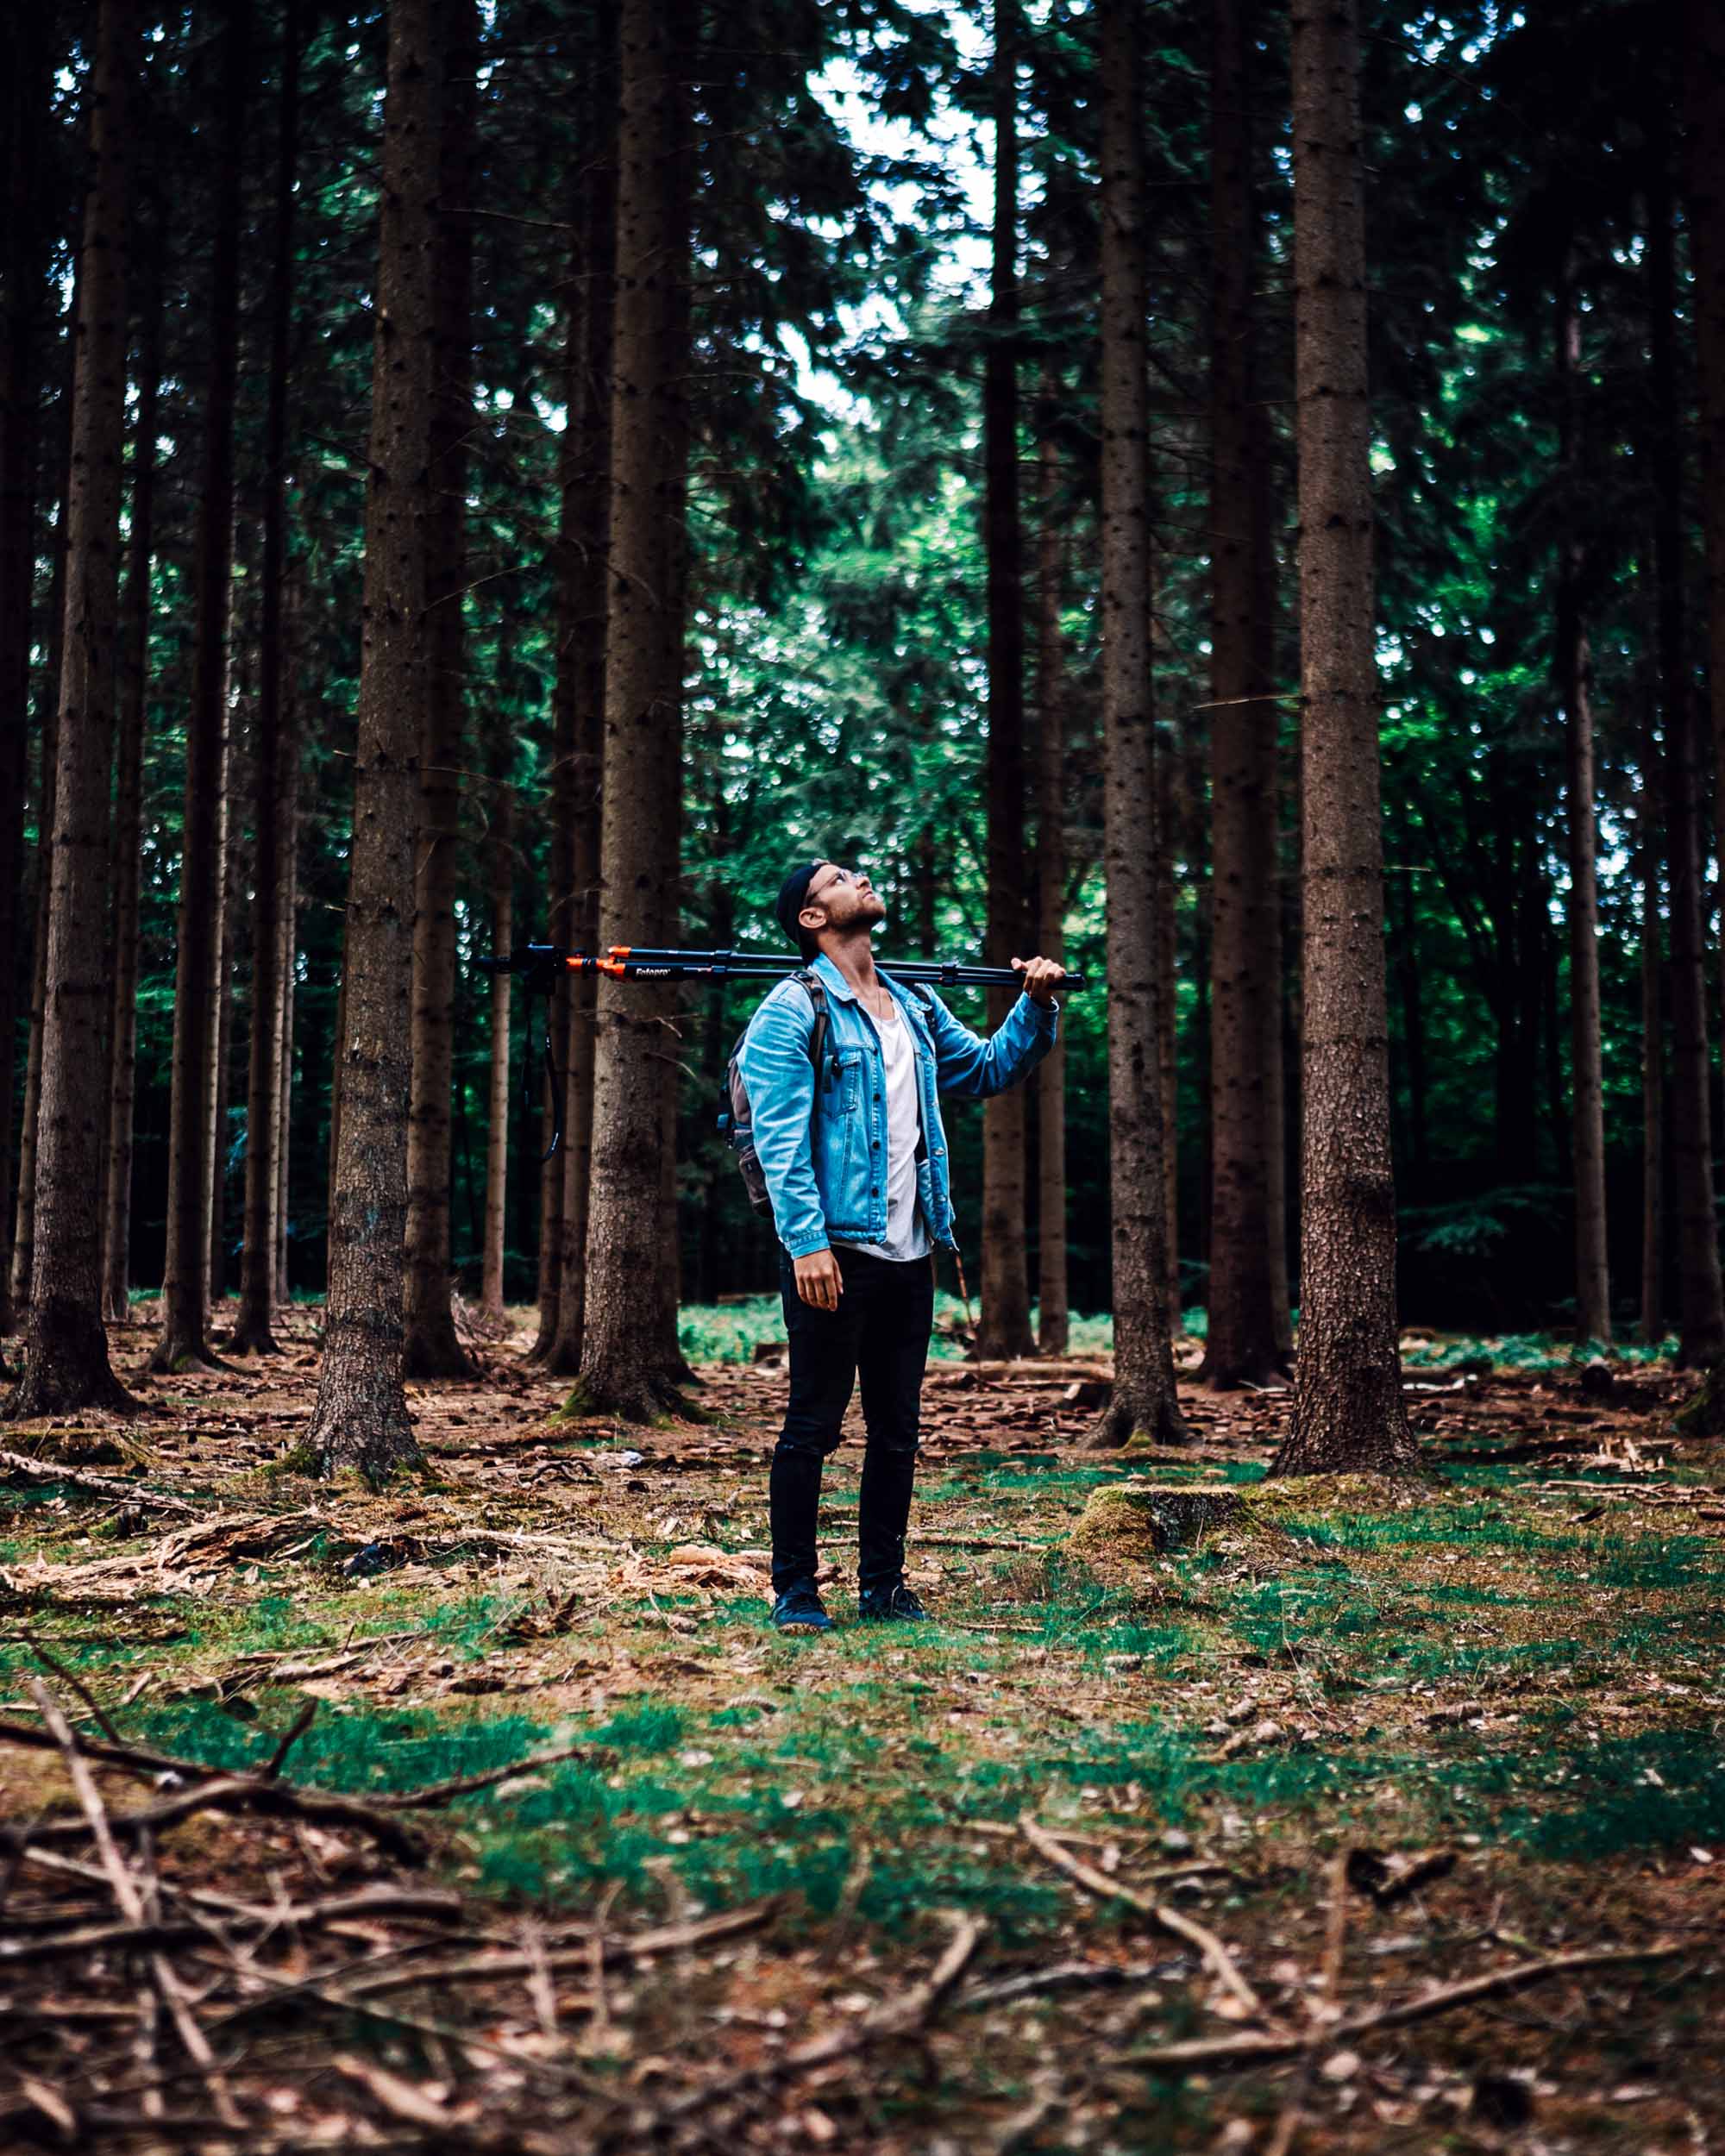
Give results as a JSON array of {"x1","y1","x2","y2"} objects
[
  {"x1": 736, "y1": 983, "x2": 831, "y2": 1260},
  {"x1": 924, "y1": 962, "x2": 1060, "y2": 1099}
]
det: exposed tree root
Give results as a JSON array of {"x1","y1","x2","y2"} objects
[
  {"x1": 1079, "y1": 1382, "x2": 1191, "y2": 1451},
  {"x1": 3, "y1": 1303, "x2": 141, "y2": 1420}
]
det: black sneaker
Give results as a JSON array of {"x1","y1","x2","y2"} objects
[
  {"x1": 857, "y1": 1582, "x2": 930, "y2": 1624},
  {"x1": 770, "y1": 1582, "x2": 834, "y2": 1632}
]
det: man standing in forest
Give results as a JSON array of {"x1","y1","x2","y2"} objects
[{"x1": 739, "y1": 861, "x2": 1063, "y2": 1631}]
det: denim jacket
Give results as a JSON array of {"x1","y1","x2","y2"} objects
[{"x1": 737, "y1": 951, "x2": 1059, "y2": 1259}]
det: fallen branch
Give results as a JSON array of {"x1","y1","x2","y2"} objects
[
  {"x1": 25, "y1": 1679, "x2": 242, "y2": 2128},
  {"x1": 331, "y1": 1898, "x2": 779, "y2": 2001},
  {"x1": 0, "y1": 1449, "x2": 198, "y2": 1515},
  {"x1": 1125, "y1": 1941, "x2": 1684, "y2": 2074},
  {"x1": 5, "y1": 1765, "x2": 428, "y2": 1863},
  {"x1": 958, "y1": 1959, "x2": 1155, "y2": 2009},
  {"x1": 1019, "y1": 1814, "x2": 1275, "y2": 2027},
  {"x1": 0, "y1": 1716, "x2": 599, "y2": 1859},
  {"x1": 0, "y1": 1883, "x2": 466, "y2": 1966}
]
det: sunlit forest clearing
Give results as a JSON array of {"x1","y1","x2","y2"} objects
[{"x1": 3, "y1": 0, "x2": 1725, "y2": 2146}]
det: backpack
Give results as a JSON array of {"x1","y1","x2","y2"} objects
[
  {"x1": 719, "y1": 972, "x2": 832, "y2": 1213},
  {"x1": 718, "y1": 974, "x2": 937, "y2": 1213}
]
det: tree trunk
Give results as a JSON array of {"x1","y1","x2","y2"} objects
[
  {"x1": 0, "y1": 13, "x2": 49, "y2": 1336},
  {"x1": 650, "y1": 29, "x2": 697, "y2": 1392},
  {"x1": 976, "y1": 0, "x2": 1033, "y2": 1363},
  {"x1": 10, "y1": 718, "x2": 53, "y2": 1323},
  {"x1": 3, "y1": 0, "x2": 140, "y2": 1420},
  {"x1": 206, "y1": 703, "x2": 238, "y2": 1312},
  {"x1": 9, "y1": 316, "x2": 72, "y2": 1324},
  {"x1": 1640, "y1": 709, "x2": 1665, "y2": 1346},
  {"x1": 1156, "y1": 719, "x2": 1180, "y2": 1329},
  {"x1": 152, "y1": 0, "x2": 250, "y2": 1374},
  {"x1": 548, "y1": 33, "x2": 618, "y2": 1372},
  {"x1": 232, "y1": 0, "x2": 303, "y2": 1356},
  {"x1": 1204, "y1": 0, "x2": 1286, "y2": 1388},
  {"x1": 1651, "y1": 137, "x2": 1725, "y2": 1369},
  {"x1": 567, "y1": 0, "x2": 692, "y2": 1422},
  {"x1": 1686, "y1": 0, "x2": 1725, "y2": 1060},
  {"x1": 1258, "y1": 415, "x2": 1293, "y2": 1358},
  {"x1": 274, "y1": 713, "x2": 299, "y2": 1310},
  {"x1": 1032, "y1": 398, "x2": 1069, "y2": 1357},
  {"x1": 100, "y1": 261, "x2": 160, "y2": 1324},
  {"x1": 303, "y1": 0, "x2": 443, "y2": 1482},
  {"x1": 402, "y1": 0, "x2": 479, "y2": 1380},
  {"x1": 1268, "y1": 0, "x2": 1414, "y2": 1478},
  {"x1": 480, "y1": 672, "x2": 513, "y2": 1318},
  {"x1": 1081, "y1": 0, "x2": 1187, "y2": 1451},
  {"x1": 324, "y1": 957, "x2": 347, "y2": 1282},
  {"x1": 1555, "y1": 273, "x2": 1609, "y2": 1346}
]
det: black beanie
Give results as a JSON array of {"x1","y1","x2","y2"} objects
[{"x1": 775, "y1": 860, "x2": 825, "y2": 951}]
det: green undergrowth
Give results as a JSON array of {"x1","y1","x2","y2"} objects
[
  {"x1": 5, "y1": 1434, "x2": 1721, "y2": 1968},
  {"x1": 676, "y1": 1293, "x2": 1122, "y2": 1364},
  {"x1": 1400, "y1": 1328, "x2": 1678, "y2": 1371}
]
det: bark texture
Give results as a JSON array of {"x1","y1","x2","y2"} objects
[
  {"x1": 304, "y1": 0, "x2": 442, "y2": 1480},
  {"x1": 1686, "y1": 0, "x2": 1725, "y2": 1062},
  {"x1": 1204, "y1": 0, "x2": 1287, "y2": 1389},
  {"x1": 233, "y1": 0, "x2": 304, "y2": 1356},
  {"x1": 3, "y1": 0, "x2": 139, "y2": 1419},
  {"x1": 1639, "y1": 732, "x2": 1664, "y2": 1346},
  {"x1": 480, "y1": 699, "x2": 513, "y2": 1317},
  {"x1": 977, "y1": 0, "x2": 1033, "y2": 1363},
  {"x1": 10, "y1": 329, "x2": 72, "y2": 1323},
  {"x1": 1081, "y1": 0, "x2": 1187, "y2": 1451},
  {"x1": 1554, "y1": 275, "x2": 1609, "y2": 1346},
  {"x1": 1269, "y1": 0, "x2": 1414, "y2": 1477},
  {"x1": 568, "y1": 0, "x2": 691, "y2": 1422},
  {"x1": 402, "y1": 0, "x2": 479, "y2": 1380},
  {"x1": 0, "y1": 14, "x2": 49, "y2": 1334},
  {"x1": 549, "y1": 74, "x2": 618, "y2": 1375},
  {"x1": 1032, "y1": 404, "x2": 1068, "y2": 1357},
  {"x1": 101, "y1": 263, "x2": 160, "y2": 1322},
  {"x1": 152, "y1": 0, "x2": 250, "y2": 1373},
  {"x1": 1650, "y1": 136, "x2": 1725, "y2": 1369}
]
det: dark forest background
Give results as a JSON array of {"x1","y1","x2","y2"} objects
[{"x1": 1, "y1": 0, "x2": 1711, "y2": 1343}]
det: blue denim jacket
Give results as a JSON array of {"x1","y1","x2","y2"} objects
[{"x1": 737, "y1": 951, "x2": 1059, "y2": 1258}]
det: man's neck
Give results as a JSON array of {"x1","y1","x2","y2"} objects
[{"x1": 816, "y1": 929, "x2": 881, "y2": 1000}]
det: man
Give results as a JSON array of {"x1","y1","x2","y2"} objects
[{"x1": 738, "y1": 858, "x2": 1063, "y2": 1631}]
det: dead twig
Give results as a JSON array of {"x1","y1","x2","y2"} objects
[
  {"x1": 330, "y1": 1898, "x2": 779, "y2": 2001},
  {"x1": 1, "y1": 1882, "x2": 466, "y2": 1965},
  {"x1": 0, "y1": 1717, "x2": 596, "y2": 1857},
  {"x1": 25, "y1": 1678, "x2": 243, "y2": 2130},
  {"x1": 261, "y1": 1700, "x2": 317, "y2": 1780},
  {"x1": 1019, "y1": 1814, "x2": 1276, "y2": 2028},
  {"x1": 1126, "y1": 1941, "x2": 1684, "y2": 2073},
  {"x1": 366, "y1": 1738, "x2": 595, "y2": 1809},
  {"x1": 655, "y1": 1908, "x2": 984, "y2": 2128},
  {"x1": 19, "y1": 1630, "x2": 126, "y2": 1743},
  {"x1": 1264, "y1": 1846, "x2": 1353, "y2": 2156},
  {"x1": 5, "y1": 1765, "x2": 428, "y2": 1863}
]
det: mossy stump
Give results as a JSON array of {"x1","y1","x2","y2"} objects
[{"x1": 1070, "y1": 1483, "x2": 1250, "y2": 1577}]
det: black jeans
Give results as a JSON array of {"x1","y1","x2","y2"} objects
[{"x1": 769, "y1": 1244, "x2": 935, "y2": 1595}]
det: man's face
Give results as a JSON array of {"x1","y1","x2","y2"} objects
[{"x1": 800, "y1": 861, "x2": 886, "y2": 940}]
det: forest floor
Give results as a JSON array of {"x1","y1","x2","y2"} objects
[{"x1": 0, "y1": 1300, "x2": 1721, "y2": 2154}]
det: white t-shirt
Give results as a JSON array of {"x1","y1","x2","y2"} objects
[{"x1": 836, "y1": 1000, "x2": 932, "y2": 1263}]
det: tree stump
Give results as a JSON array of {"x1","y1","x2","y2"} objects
[{"x1": 1070, "y1": 1482, "x2": 1249, "y2": 1575}]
